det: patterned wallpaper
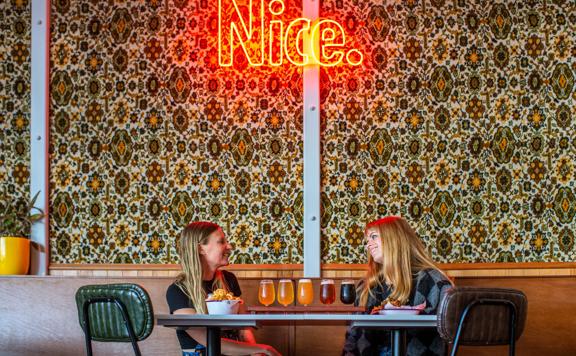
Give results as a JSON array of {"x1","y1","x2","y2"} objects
[
  {"x1": 1, "y1": 0, "x2": 574, "y2": 265},
  {"x1": 321, "y1": 0, "x2": 576, "y2": 263},
  {"x1": 49, "y1": 0, "x2": 304, "y2": 264},
  {"x1": 0, "y1": 1, "x2": 31, "y2": 221}
]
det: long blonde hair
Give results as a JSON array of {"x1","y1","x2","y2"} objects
[
  {"x1": 359, "y1": 216, "x2": 450, "y2": 306},
  {"x1": 175, "y1": 221, "x2": 230, "y2": 314}
]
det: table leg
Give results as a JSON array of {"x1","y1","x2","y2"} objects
[
  {"x1": 391, "y1": 329, "x2": 406, "y2": 356},
  {"x1": 288, "y1": 323, "x2": 296, "y2": 356},
  {"x1": 206, "y1": 327, "x2": 221, "y2": 356}
]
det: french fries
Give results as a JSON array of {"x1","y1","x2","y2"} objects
[
  {"x1": 206, "y1": 288, "x2": 241, "y2": 301},
  {"x1": 383, "y1": 297, "x2": 402, "y2": 307},
  {"x1": 371, "y1": 298, "x2": 403, "y2": 314}
]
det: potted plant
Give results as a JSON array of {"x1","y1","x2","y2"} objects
[{"x1": 0, "y1": 191, "x2": 45, "y2": 275}]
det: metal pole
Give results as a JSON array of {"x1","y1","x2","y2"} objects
[
  {"x1": 206, "y1": 327, "x2": 221, "y2": 356},
  {"x1": 30, "y1": 0, "x2": 50, "y2": 275},
  {"x1": 303, "y1": 0, "x2": 321, "y2": 279}
]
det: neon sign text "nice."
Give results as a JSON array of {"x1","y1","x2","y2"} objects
[{"x1": 218, "y1": 0, "x2": 363, "y2": 67}]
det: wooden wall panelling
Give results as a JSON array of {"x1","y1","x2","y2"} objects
[
  {"x1": 0, "y1": 276, "x2": 181, "y2": 356},
  {"x1": 48, "y1": 262, "x2": 576, "y2": 278}
]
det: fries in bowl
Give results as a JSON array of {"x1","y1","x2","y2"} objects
[
  {"x1": 206, "y1": 288, "x2": 242, "y2": 301},
  {"x1": 205, "y1": 289, "x2": 243, "y2": 314}
]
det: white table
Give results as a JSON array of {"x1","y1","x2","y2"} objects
[{"x1": 156, "y1": 313, "x2": 437, "y2": 356}]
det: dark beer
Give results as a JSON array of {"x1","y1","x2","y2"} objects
[
  {"x1": 340, "y1": 280, "x2": 356, "y2": 304},
  {"x1": 320, "y1": 279, "x2": 335, "y2": 304}
]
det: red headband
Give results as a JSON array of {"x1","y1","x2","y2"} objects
[{"x1": 366, "y1": 216, "x2": 401, "y2": 229}]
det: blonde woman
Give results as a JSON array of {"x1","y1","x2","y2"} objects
[
  {"x1": 342, "y1": 216, "x2": 453, "y2": 356},
  {"x1": 166, "y1": 221, "x2": 281, "y2": 356}
]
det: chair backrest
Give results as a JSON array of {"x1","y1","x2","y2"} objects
[
  {"x1": 437, "y1": 287, "x2": 527, "y2": 346},
  {"x1": 75, "y1": 283, "x2": 154, "y2": 342}
]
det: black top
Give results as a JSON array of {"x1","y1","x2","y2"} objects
[{"x1": 166, "y1": 270, "x2": 242, "y2": 350}]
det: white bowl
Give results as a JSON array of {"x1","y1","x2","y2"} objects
[
  {"x1": 378, "y1": 309, "x2": 421, "y2": 315},
  {"x1": 206, "y1": 300, "x2": 241, "y2": 315}
]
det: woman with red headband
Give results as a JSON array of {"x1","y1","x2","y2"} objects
[{"x1": 342, "y1": 216, "x2": 453, "y2": 356}]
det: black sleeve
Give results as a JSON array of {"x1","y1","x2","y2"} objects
[
  {"x1": 223, "y1": 270, "x2": 242, "y2": 297},
  {"x1": 166, "y1": 283, "x2": 193, "y2": 313}
]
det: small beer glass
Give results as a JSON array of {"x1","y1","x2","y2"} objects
[
  {"x1": 340, "y1": 280, "x2": 356, "y2": 305},
  {"x1": 277, "y1": 279, "x2": 294, "y2": 307},
  {"x1": 258, "y1": 279, "x2": 275, "y2": 306},
  {"x1": 320, "y1": 279, "x2": 336, "y2": 304},
  {"x1": 297, "y1": 279, "x2": 314, "y2": 306}
]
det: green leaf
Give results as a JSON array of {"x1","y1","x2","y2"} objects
[
  {"x1": 0, "y1": 191, "x2": 45, "y2": 238},
  {"x1": 28, "y1": 191, "x2": 40, "y2": 209},
  {"x1": 29, "y1": 213, "x2": 44, "y2": 223},
  {"x1": 31, "y1": 206, "x2": 45, "y2": 216}
]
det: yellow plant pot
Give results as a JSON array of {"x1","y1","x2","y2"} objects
[{"x1": 0, "y1": 236, "x2": 30, "y2": 275}]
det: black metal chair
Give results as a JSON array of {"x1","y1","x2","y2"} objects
[
  {"x1": 75, "y1": 283, "x2": 154, "y2": 356},
  {"x1": 437, "y1": 287, "x2": 527, "y2": 356}
]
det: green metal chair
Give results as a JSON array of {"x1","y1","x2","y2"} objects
[{"x1": 75, "y1": 283, "x2": 154, "y2": 356}]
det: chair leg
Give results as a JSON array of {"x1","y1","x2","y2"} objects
[
  {"x1": 111, "y1": 298, "x2": 142, "y2": 356},
  {"x1": 83, "y1": 298, "x2": 143, "y2": 356},
  {"x1": 509, "y1": 303, "x2": 517, "y2": 356},
  {"x1": 82, "y1": 301, "x2": 94, "y2": 356},
  {"x1": 450, "y1": 303, "x2": 472, "y2": 356},
  {"x1": 450, "y1": 299, "x2": 483, "y2": 356},
  {"x1": 130, "y1": 340, "x2": 142, "y2": 356},
  {"x1": 442, "y1": 341, "x2": 450, "y2": 356},
  {"x1": 451, "y1": 298, "x2": 518, "y2": 356}
]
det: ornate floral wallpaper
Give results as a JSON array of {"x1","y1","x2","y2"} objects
[
  {"x1": 0, "y1": 1, "x2": 31, "y2": 218},
  {"x1": 49, "y1": 0, "x2": 304, "y2": 264},
  {"x1": 321, "y1": 0, "x2": 576, "y2": 263},
  {"x1": 2, "y1": 0, "x2": 574, "y2": 265}
]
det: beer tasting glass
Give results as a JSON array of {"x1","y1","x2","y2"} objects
[
  {"x1": 340, "y1": 280, "x2": 356, "y2": 304},
  {"x1": 277, "y1": 279, "x2": 294, "y2": 307},
  {"x1": 258, "y1": 279, "x2": 275, "y2": 306},
  {"x1": 320, "y1": 279, "x2": 336, "y2": 305},
  {"x1": 297, "y1": 279, "x2": 314, "y2": 306}
]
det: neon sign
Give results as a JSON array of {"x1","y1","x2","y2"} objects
[{"x1": 218, "y1": 0, "x2": 363, "y2": 67}]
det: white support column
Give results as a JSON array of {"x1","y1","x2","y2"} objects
[
  {"x1": 302, "y1": 0, "x2": 320, "y2": 278},
  {"x1": 30, "y1": 1, "x2": 50, "y2": 275}
]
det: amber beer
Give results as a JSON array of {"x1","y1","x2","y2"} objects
[
  {"x1": 297, "y1": 279, "x2": 314, "y2": 306},
  {"x1": 277, "y1": 279, "x2": 294, "y2": 307},
  {"x1": 258, "y1": 280, "x2": 275, "y2": 306},
  {"x1": 320, "y1": 279, "x2": 336, "y2": 304},
  {"x1": 340, "y1": 280, "x2": 356, "y2": 304}
]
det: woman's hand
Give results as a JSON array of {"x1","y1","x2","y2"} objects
[{"x1": 370, "y1": 305, "x2": 383, "y2": 315}]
